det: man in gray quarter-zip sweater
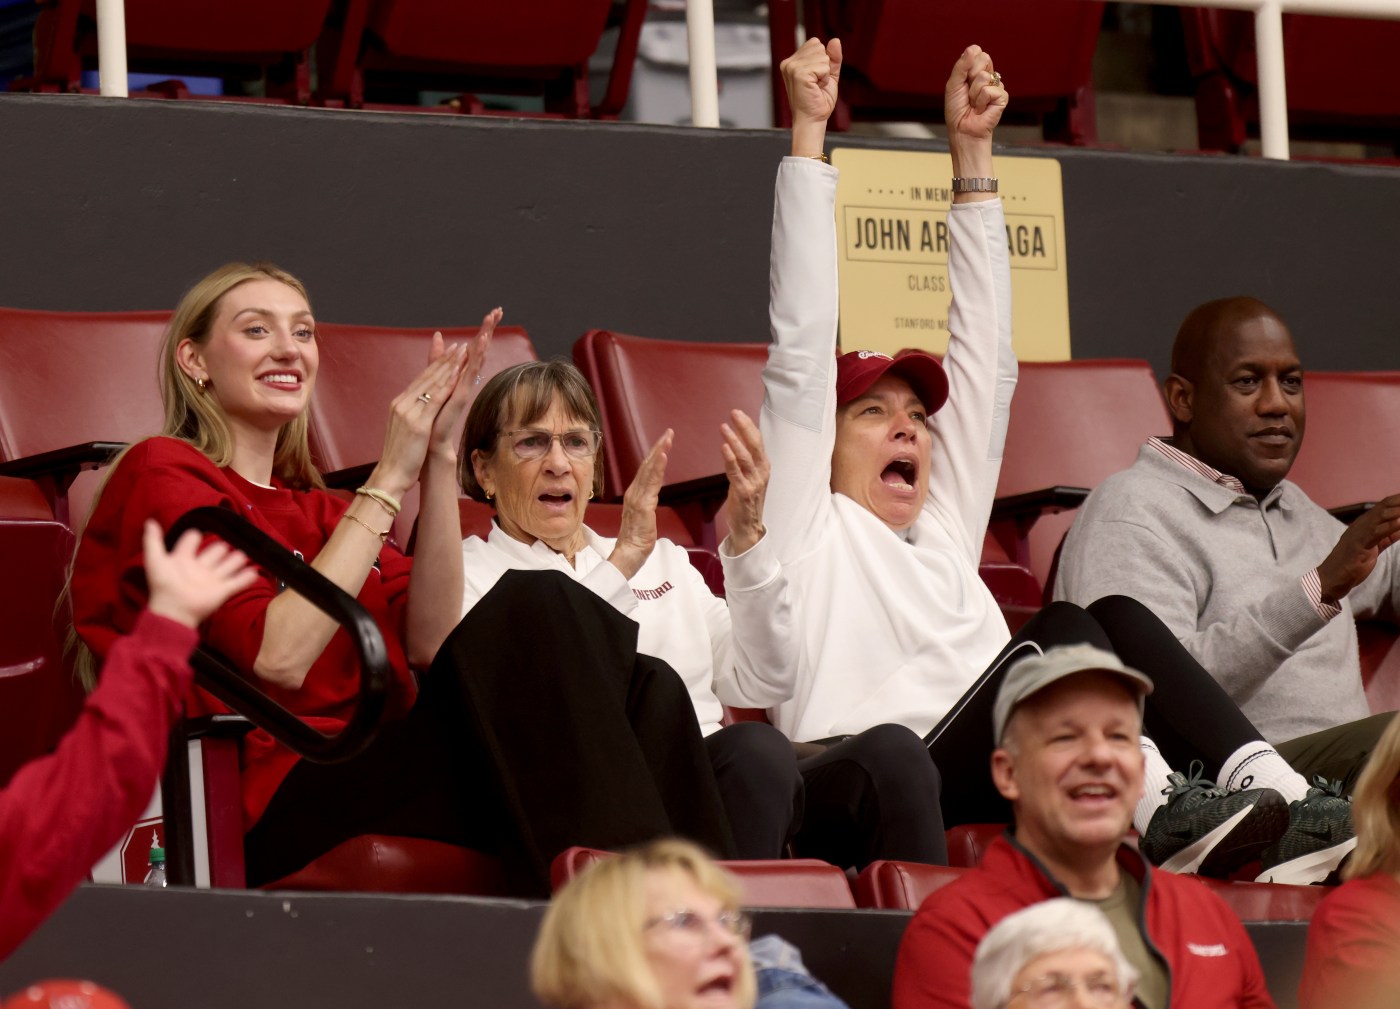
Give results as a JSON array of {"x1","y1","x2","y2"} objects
[{"x1": 1056, "y1": 295, "x2": 1398, "y2": 792}]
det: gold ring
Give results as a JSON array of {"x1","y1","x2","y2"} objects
[
  {"x1": 991, "y1": 71, "x2": 1003, "y2": 87},
  {"x1": 417, "y1": 393, "x2": 432, "y2": 404}
]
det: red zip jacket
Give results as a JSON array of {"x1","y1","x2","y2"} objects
[
  {"x1": 893, "y1": 833, "x2": 1276, "y2": 1009},
  {"x1": 0, "y1": 611, "x2": 197, "y2": 960}
]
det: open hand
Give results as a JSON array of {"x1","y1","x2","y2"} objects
[
  {"x1": 1318, "y1": 494, "x2": 1400, "y2": 604},
  {"x1": 143, "y1": 521, "x2": 259, "y2": 629},
  {"x1": 608, "y1": 429, "x2": 673, "y2": 581},
  {"x1": 428, "y1": 307, "x2": 501, "y2": 456},
  {"x1": 720, "y1": 410, "x2": 769, "y2": 555}
]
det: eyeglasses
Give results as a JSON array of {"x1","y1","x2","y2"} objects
[
  {"x1": 645, "y1": 909, "x2": 752, "y2": 943},
  {"x1": 1005, "y1": 972, "x2": 1127, "y2": 1008},
  {"x1": 499, "y1": 428, "x2": 602, "y2": 461}
]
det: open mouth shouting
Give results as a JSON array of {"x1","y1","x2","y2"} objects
[{"x1": 880, "y1": 453, "x2": 920, "y2": 494}]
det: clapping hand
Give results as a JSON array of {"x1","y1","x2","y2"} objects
[
  {"x1": 609, "y1": 429, "x2": 673, "y2": 581},
  {"x1": 720, "y1": 410, "x2": 769, "y2": 555}
]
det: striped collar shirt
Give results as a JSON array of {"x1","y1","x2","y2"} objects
[{"x1": 1144, "y1": 437, "x2": 1340, "y2": 620}]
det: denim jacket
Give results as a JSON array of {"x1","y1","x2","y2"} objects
[{"x1": 751, "y1": 934, "x2": 852, "y2": 1009}]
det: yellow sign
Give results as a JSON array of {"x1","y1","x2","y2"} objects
[{"x1": 831, "y1": 147, "x2": 1070, "y2": 361}]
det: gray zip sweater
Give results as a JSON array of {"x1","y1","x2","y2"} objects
[{"x1": 1054, "y1": 441, "x2": 1398, "y2": 743}]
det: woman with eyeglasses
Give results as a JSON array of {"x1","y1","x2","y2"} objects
[
  {"x1": 456, "y1": 360, "x2": 947, "y2": 869},
  {"x1": 532, "y1": 840, "x2": 758, "y2": 1009},
  {"x1": 970, "y1": 900, "x2": 1136, "y2": 1009},
  {"x1": 69, "y1": 264, "x2": 735, "y2": 896}
]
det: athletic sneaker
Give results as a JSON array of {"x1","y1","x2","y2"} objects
[
  {"x1": 1139, "y1": 760, "x2": 1289, "y2": 876},
  {"x1": 1255, "y1": 776, "x2": 1357, "y2": 885}
]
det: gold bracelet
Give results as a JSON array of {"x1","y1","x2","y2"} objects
[
  {"x1": 802, "y1": 152, "x2": 829, "y2": 163},
  {"x1": 342, "y1": 510, "x2": 390, "y2": 542},
  {"x1": 355, "y1": 486, "x2": 402, "y2": 517}
]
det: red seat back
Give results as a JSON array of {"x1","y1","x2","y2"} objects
[
  {"x1": 0, "y1": 307, "x2": 170, "y2": 526},
  {"x1": 369, "y1": 0, "x2": 614, "y2": 68},
  {"x1": 788, "y1": 0, "x2": 1103, "y2": 142},
  {"x1": 995, "y1": 359, "x2": 1170, "y2": 591},
  {"x1": 551, "y1": 846, "x2": 856, "y2": 908},
  {"x1": 262, "y1": 835, "x2": 509, "y2": 895},
  {"x1": 1182, "y1": 10, "x2": 1400, "y2": 149},
  {"x1": 1286, "y1": 371, "x2": 1400, "y2": 511},
  {"x1": 0, "y1": 307, "x2": 170, "y2": 462},
  {"x1": 0, "y1": 477, "x2": 85, "y2": 788},
  {"x1": 83, "y1": 0, "x2": 332, "y2": 55},
  {"x1": 1197, "y1": 876, "x2": 1328, "y2": 922},
  {"x1": 944, "y1": 823, "x2": 1005, "y2": 868},
  {"x1": 839, "y1": 0, "x2": 1103, "y2": 103},
  {"x1": 852, "y1": 860, "x2": 967, "y2": 910},
  {"x1": 310, "y1": 322, "x2": 537, "y2": 478},
  {"x1": 574, "y1": 330, "x2": 767, "y2": 503}
]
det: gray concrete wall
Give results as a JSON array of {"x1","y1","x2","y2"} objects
[{"x1": 1, "y1": 94, "x2": 1397, "y2": 380}]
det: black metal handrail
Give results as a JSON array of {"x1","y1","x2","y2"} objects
[{"x1": 164, "y1": 506, "x2": 390, "y2": 764}]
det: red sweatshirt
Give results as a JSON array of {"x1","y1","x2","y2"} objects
[
  {"x1": 71, "y1": 437, "x2": 415, "y2": 830},
  {"x1": 0, "y1": 611, "x2": 196, "y2": 960},
  {"x1": 1299, "y1": 872, "x2": 1400, "y2": 1009},
  {"x1": 893, "y1": 833, "x2": 1276, "y2": 1009}
]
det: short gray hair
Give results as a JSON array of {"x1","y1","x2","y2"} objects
[{"x1": 970, "y1": 899, "x2": 1137, "y2": 1009}]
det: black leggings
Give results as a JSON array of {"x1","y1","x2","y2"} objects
[
  {"x1": 926, "y1": 595, "x2": 1271, "y2": 827},
  {"x1": 704, "y1": 719, "x2": 948, "y2": 868},
  {"x1": 244, "y1": 569, "x2": 735, "y2": 896}
]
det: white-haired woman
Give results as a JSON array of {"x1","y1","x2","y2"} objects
[{"x1": 971, "y1": 899, "x2": 1136, "y2": 1009}]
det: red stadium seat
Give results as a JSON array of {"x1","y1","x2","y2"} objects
[
  {"x1": 1286, "y1": 370, "x2": 1400, "y2": 710},
  {"x1": 0, "y1": 476, "x2": 85, "y2": 789},
  {"x1": 573, "y1": 329, "x2": 767, "y2": 549},
  {"x1": 321, "y1": 0, "x2": 647, "y2": 119},
  {"x1": 1182, "y1": 9, "x2": 1400, "y2": 152},
  {"x1": 1197, "y1": 876, "x2": 1327, "y2": 922},
  {"x1": 18, "y1": 0, "x2": 334, "y2": 103},
  {"x1": 852, "y1": 860, "x2": 966, "y2": 910},
  {"x1": 993, "y1": 359, "x2": 1171, "y2": 596},
  {"x1": 768, "y1": 0, "x2": 1105, "y2": 143},
  {"x1": 551, "y1": 846, "x2": 857, "y2": 908},
  {"x1": 944, "y1": 823, "x2": 1005, "y2": 868},
  {"x1": 0, "y1": 307, "x2": 170, "y2": 527},
  {"x1": 309, "y1": 321, "x2": 537, "y2": 542}
]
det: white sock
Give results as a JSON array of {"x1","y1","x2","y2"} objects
[
  {"x1": 1217, "y1": 741, "x2": 1309, "y2": 803},
  {"x1": 1134, "y1": 736, "x2": 1176, "y2": 834}
]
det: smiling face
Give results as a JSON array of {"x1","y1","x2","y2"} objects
[
  {"x1": 993, "y1": 672, "x2": 1144, "y2": 869},
  {"x1": 642, "y1": 869, "x2": 747, "y2": 1009},
  {"x1": 176, "y1": 277, "x2": 317, "y2": 439},
  {"x1": 471, "y1": 393, "x2": 595, "y2": 556},
  {"x1": 1168, "y1": 307, "x2": 1304, "y2": 497},
  {"x1": 831, "y1": 373, "x2": 932, "y2": 531}
]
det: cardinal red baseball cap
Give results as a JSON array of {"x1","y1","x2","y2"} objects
[
  {"x1": 836, "y1": 349, "x2": 949, "y2": 414},
  {"x1": 2, "y1": 981, "x2": 133, "y2": 1009}
]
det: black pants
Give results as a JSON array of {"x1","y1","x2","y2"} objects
[
  {"x1": 926, "y1": 595, "x2": 1387, "y2": 826},
  {"x1": 244, "y1": 569, "x2": 734, "y2": 896},
  {"x1": 705, "y1": 720, "x2": 948, "y2": 868}
]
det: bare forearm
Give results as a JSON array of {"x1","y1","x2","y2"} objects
[
  {"x1": 405, "y1": 450, "x2": 465, "y2": 664},
  {"x1": 252, "y1": 493, "x2": 389, "y2": 689}
]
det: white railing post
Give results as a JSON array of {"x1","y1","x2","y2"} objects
[
  {"x1": 95, "y1": 0, "x2": 129, "y2": 97},
  {"x1": 686, "y1": 0, "x2": 721, "y2": 127},
  {"x1": 1254, "y1": 0, "x2": 1290, "y2": 159}
]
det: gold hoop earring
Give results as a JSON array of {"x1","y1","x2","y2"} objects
[
  {"x1": 588, "y1": 489, "x2": 595, "y2": 501},
  {"x1": 485, "y1": 490, "x2": 493, "y2": 501},
  {"x1": 195, "y1": 376, "x2": 208, "y2": 391}
]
